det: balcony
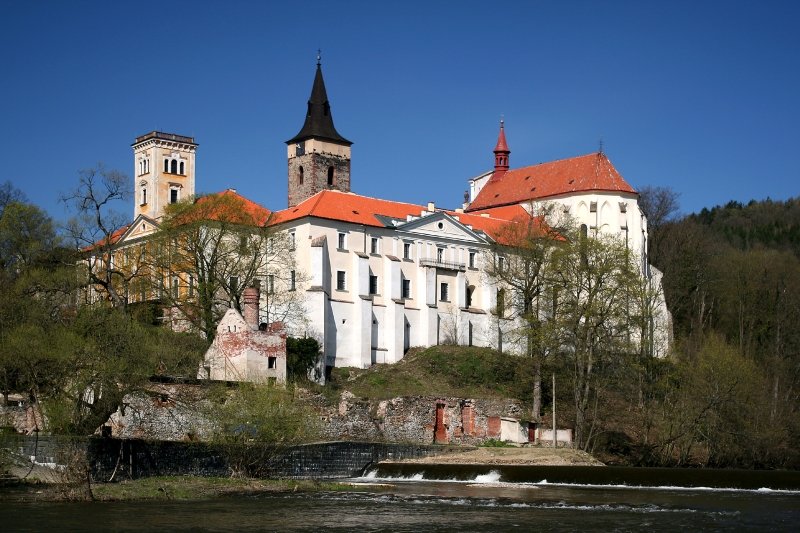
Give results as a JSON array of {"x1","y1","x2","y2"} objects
[{"x1": 419, "y1": 259, "x2": 466, "y2": 272}]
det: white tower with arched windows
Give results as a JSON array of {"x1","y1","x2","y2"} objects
[{"x1": 132, "y1": 131, "x2": 197, "y2": 220}]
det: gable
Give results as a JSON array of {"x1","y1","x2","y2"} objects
[
  {"x1": 116, "y1": 214, "x2": 160, "y2": 246},
  {"x1": 395, "y1": 212, "x2": 489, "y2": 244}
]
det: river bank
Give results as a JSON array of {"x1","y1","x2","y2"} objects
[
  {"x1": 384, "y1": 446, "x2": 603, "y2": 466},
  {"x1": 1, "y1": 476, "x2": 353, "y2": 502}
]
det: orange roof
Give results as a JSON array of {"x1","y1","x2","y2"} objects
[
  {"x1": 466, "y1": 152, "x2": 636, "y2": 212},
  {"x1": 271, "y1": 190, "x2": 424, "y2": 227},
  {"x1": 271, "y1": 190, "x2": 532, "y2": 244},
  {"x1": 81, "y1": 224, "x2": 130, "y2": 252}
]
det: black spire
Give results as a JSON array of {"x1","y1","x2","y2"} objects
[{"x1": 286, "y1": 60, "x2": 352, "y2": 146}]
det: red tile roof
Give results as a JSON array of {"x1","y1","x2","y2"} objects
[
  {"x1": 270, "y1": 190, "x2": 530, "y2": 243},
  {"x1": 466, "y1": 152, "x2": 636, "y2": 212},
  {"x1": 271, "y1": 190, "x2": 423, "y2": 227}
]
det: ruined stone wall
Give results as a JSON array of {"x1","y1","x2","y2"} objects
[
  {"x1": 106, "y1": 383, "x2": 215, "y2": 442},
  {"x1": 320, "y1": 392, "x2": 524, "y2": 445}
]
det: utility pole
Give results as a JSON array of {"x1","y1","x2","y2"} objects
[{"x1": 552, "y1": 373, "x2": 557, "y2": 448}]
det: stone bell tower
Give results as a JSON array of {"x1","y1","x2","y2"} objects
[
  {"x1": 285, "y1": 55, "x2": 352, "y2": 208},
  {"x1": 132, "y1": 131, "x2": 197, "y2": 220}
]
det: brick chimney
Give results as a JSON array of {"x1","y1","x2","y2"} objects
[{"x1": 243, "y1": 286, "x2": 260, "y2": 330}]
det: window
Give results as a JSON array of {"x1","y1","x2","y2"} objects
[
  {"x1": 369, "y1": 274, "x2": 378, "y2": 295},
  {"x1": 289, "y1": 232, "x2": 296, "y2": 250},
  {"x1": 141, "y1": 188, "x2": 147, "y2": 205},
  {"x1": 337, "y1": 232, "x2": 346, "y2": 250},
  {"x1": 171, "y1": 277, "x2": 179, "y2": 298},
  {"x1": 468, "y1": 251, "x2": 476, "y2": 268},
  {"x1": 170, "y1": 159, "x2": 178, "y2": 174},
  {"x1": 327, "y1": 166, "x2": 334, "y2": 186},
  {"x1": 144, "y1": 159, "x2": 149, "y2": 174},
  {"x1": 437, "y1": 248, "x2": 444, "y2": 262},
  {"x1": 179, "y1": 161, "x2": 185, "y2": 175},
  {"x1": 466, "y1": 285, "x2": 474, "y2": 308},
  {"x1": 267, "y1": 274, "x2": 275, "y2": 294},
  {"x1": 290, "y1": 270, "x2": 296, "y2": 291},
  {"x1": 164, "y1": 159, "x2": 169, "y2": 173},
  {"x1": 170, "y1": 188, "x2": 179, "y2": 204},
  {"x1": 268, "y1": 356, "x2": 277, "y2": 369},
  {"x1": 403, "y1": 242, "x2": 412, "y2": 260},
  {"x1": 590, "y1": 201, "x2": 597, "y2": 213},
  {"x1": 336, "y1": 271, "x2": 346, "y2": 291},
  {"x1": 370, "y1": 237, "x2": 379, "y2": 254},
  {"x1": 188, "y1": 275, "x2": 194, "y2": 297},
  {"x1": 298, "y1": 166, "x2": 304, "y2": 184},
  {"x1": 440, "y1": 282, "x2": 449, "y2": 302},
  {"x1": 497, "y1": 256, "x2": 505, "y2": 272},
  {"x1": 229, "y1": 276, "x2": 239, "y2": 294},
  {"x1": 401, "y1": 278, "x2": 411, "y2": 299}
]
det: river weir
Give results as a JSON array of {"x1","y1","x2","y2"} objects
[{"x1": 2, "y1": 465, "x2": 799, "y2": 531}]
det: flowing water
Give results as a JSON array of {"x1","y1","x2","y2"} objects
[{"x1": 2, "y1": 466, "x2": 799, "y2": 531}]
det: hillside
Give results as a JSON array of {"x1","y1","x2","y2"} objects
[{"x1": 325, "y1": 346, "x2": 537, "y2": 404}]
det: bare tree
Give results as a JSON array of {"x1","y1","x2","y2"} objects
[
  {"x1": 150, "y1": 193, "x2": 305, "y2": 341},
  {"x1": 483, "y1": 203, "x2": 570, "y2": 421},
  {"x1": 62, "y1": 166, "x2": 135, "y2": 310}
]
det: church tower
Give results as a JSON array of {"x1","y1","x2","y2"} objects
[
  {"x1": 132, "y1": 131, "x2": 197, "y2": 220},
  {"x1": 286, "y1": 56, "x2": 352, "y2": 207}
]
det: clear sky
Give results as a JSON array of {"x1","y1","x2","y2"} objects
[{"x1": 1, "y1": 1, "x2": 798, "y2": 221}]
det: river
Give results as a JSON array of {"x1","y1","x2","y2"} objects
[{"x1": 2, "y1": 466, "x2": 799, "y2": 531}]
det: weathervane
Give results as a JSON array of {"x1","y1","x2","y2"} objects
[{"x1": 317, "y1": 49, "x2": 321, "y2": 66}]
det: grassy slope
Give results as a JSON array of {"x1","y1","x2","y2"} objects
[{"x1": 324, "y1": 346, "x2": 538, "y2": 404}]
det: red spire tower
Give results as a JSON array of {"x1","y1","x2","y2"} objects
[{"x1": 493, "y1": 119, "x2": 510, "y2": 177}]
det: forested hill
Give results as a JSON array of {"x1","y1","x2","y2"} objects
[{"x1": 689, "y1": 197, "x2": 800, "y2": 257}]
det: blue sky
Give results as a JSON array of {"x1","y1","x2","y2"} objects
[{"x1": 1, "y1": 1, "x2": 798, "y2": 221}]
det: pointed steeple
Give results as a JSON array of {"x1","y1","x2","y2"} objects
[
  {"x1": 286, "y1": 57, "x2": 352, "y2": 146},
  {"x1": 493, "y1": 119, "x2": 510, "y2": 175}
]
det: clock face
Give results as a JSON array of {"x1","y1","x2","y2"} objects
[{"x1": 295, "y1": 142, "x2": 305, "y2": 156}]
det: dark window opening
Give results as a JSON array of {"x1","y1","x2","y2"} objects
[
  {"x1": 440, "y1": 282, "x2": 449, "y2": 302},
  {"x1": 402, "y1": 278, "x2": 411, "y2": 299},
  {"x1": 298, "y1": 166, "x2": 304, "y2": 184},
  {"x1": 170, "y1": 189, "x2": 178, "y2": 204},
  {"x1": 369, "y1": 274, "x2": 378, "y2": 295},
  {"x1": 268, "y1": 356, "x2": 276, "y2": 369},
  {"x1": 170, "y1": 159, "x2": 178, "y2": 174},
  {"x1": 327, "y1": 166, "x2": 334, "y2": 186},
  {"x1": 179, "y1": 161, "x2": 185, "y2": 175},
  {"x1": 336, "y1": 271, "x2": 346, "y2": 291}
]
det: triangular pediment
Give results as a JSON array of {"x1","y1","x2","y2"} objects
[
  {"x1": 395, "y1": 212, "x2": 489, "y2": 244},
  {"x1": 117, "y1": 214, "x2": 160, "y2": 245}
]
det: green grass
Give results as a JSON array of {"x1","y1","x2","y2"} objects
[
  {"x1": 325, "y1": 346, "x2": 537, "y2": 403},
  {"x1": 91, "y1": 476, "x2": 352, "y2": 501}
]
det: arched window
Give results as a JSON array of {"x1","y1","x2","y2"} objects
[
  {"x1": 179, "y1": 161, "x2": 185, "y2": 175},
  {"x1": 170, "y1": 159, "x2": 178, "y2": 174},
  {"x1": 327, "y1": 166, "x2": 334, "y2": 186},
  {"x1": 144, "y1": 159, "x2": 149, "y2": 174},
  {"x1": 164, "y1": 159, "x2": 169, "y2": 173},
  {"x1": 298, "y1": 166, "x2": 304, "y2": 184}
]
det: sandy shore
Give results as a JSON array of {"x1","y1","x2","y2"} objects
[{"x1": 386, "y1": 447, "x2": 604, "y2": 467}]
